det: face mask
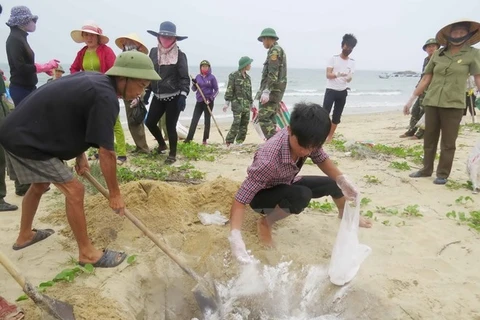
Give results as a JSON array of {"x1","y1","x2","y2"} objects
[
  {"x1": 22, "y1": 20, "x2": 36, "y2": 33},
  {"x1": 342, "y1": 49, "x2": 352, "y2": 56},
  {"x1": 159, "y1": 36, "x2": 176, "y2": 48},
  {"x1": 448, "y1": 32, "x2": 473, "y2": 46},
  {"x1": 201, "y1": 68, "x2": 209, "y2": 75}
]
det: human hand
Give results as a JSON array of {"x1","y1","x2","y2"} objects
[
  {"x1": 191, "y1": 78, "x2": 197, "y2": 85},
  {"x1": 228, "y1": 229, "x2": 255, "y2": 264},
  {"x1": 109, "y1": 193, "x2": 125, "y2": 216},
  {"x1": 74, "y1": 154, "x2": 90, "y2": 175},
  {"x1": 177, "y1": 95, "x2": 187, "y2": 111},
  {"x1": 143, "y1": 90, "x2": 151, "y2": 105},
  {"x1": 130, "y1": 97, "x2": 140, "y2": 108},
  {"x1": 336, "y1": 174, "x2": 359, "y2": 201},
  {"x1": 223, "y1": 102, "x2": 230, "y2": 113},
  {"x1": 260, "y1": 90, "x2": 270, "y2": 104},
  {"x1": 403, "y1": 95, "x2": 418, "y2": 115}
]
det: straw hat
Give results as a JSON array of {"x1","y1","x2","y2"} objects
[
  {"x1": 71, "y1": 22, "x2": 109, "y2": 45},
  {"x1": 436, "y1": 19, "x2": 480, "y2": 46},
  {"x1": 115, "y1": 33, "x2": 148, "y2": 54}
]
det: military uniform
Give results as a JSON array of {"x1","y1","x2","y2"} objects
[
  {"x1": 256, "y1": 28, "x2": 287, "y2": 139},
  {"x1": 225, "y1": 63, "x2": 253, "y2": 144}
]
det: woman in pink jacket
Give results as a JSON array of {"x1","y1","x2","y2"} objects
[{"x1": 70, "y1": 22, "x2": 127, "y2": 164}]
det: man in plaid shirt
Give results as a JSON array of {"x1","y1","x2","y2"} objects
[{"x1": 228, "y1": 102, "x2": 372, "y2": 263}]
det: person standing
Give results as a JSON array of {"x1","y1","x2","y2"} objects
[
  {"x1": 145, "y1": 21, "x2": 190, "y2": 164},
  {"x1": 323, "y1": 34, "x2": 357, "y2": 143},
  {"x1": 255, "y1": 28, "x2": 287, "y2": 140},
  {"x1": 0, "y1": 51, "x2": 159, "y2": 268},
  {"x1": 47, "y1": 65, "x2": 65, "y2": 82},
  {"x1": 70, "y1": 22, "x2": 128, "y2": 165},
  {"x1": 223, "y1": 56, "x2": 254, "y2": 146},
  {"x1": 406, "y1": 20, "x2": 480, "y2": 185},
  {"x1": 185, "y1": 60, "x2": 219, "y2": 145},
  {"x1": 400, "y1": 38, "x2": 440, "y2": 139},
  {"x1": 5, "y1": 5, "x2": 59, "y2": 196},
  {"x1": 115, "y1": 33, "x2": 150, "y2": 153}
]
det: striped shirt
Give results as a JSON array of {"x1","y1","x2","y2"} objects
[{"x1": 235, "y1": 128, "x2": 329, "y2": 204}]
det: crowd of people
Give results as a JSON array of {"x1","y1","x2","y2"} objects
[{"x1": 0, "y1": 3, "x2": 479, "y2": 318}]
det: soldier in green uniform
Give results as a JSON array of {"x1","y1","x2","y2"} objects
[
  {"x1": 255, "y1": 28, "x2": 287, "y2": 140},
  {"x1": 223, "y1": 56, "x2": 254, "y2": 146},
  {"x1": 401, "y1": 38, "x2": 439, "y2": 140}
]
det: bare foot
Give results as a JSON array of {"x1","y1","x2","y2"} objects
[
  {"x1": 15, "y1": 230, "x2": 36, "y2": 247},
  {"x1": 257, "y1": 217, "x2": 274, "y2": 247},
  {"x1": 359, "y1": 216, "x2": 373, "y2": 228},
  {"x1": 325, "y1": 136, "x2": 333, "y2": 143},
  {"x1": 79, "y1": 248, "x2": 105, "y2": 264}
]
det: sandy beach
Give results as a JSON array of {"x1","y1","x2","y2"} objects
[{"x1": 1, "y1": 110, "x2": 480, "y2": 320}]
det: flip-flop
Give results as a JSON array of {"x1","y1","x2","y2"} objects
[
  {"x1": 12, "y1": 229, "x2": 55, "y2": 251},
  {"x1": 0, "y1": 296, "x2": 24, "y2": 320},
  {"x1": 78, "y1": 249, "x2": 127, "y2": 268}
]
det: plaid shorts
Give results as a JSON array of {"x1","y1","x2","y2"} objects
[{"x1": 5, "y1": 151, "x2": 73, "y2": 184}]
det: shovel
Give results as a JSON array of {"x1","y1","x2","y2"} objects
[
  {"x1": 0, "y1": 250, "x2": 75, "y2": 320},
  {"x1": 82, "y1": 172, "x2": 222, "y2": 316}
]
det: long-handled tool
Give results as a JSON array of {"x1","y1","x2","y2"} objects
[
  {"x1": 0, "y1": 250, "x2": 75, "y2": 320},
  {"x1": 82, "y1": 172, "x2": 221, "y2": 316},
  {"x1": 190, "y1": 74, "x2": 225, "y2": 143},
  {"x1": 469, "y1": 92, "x2": 476, "y2": 124}
]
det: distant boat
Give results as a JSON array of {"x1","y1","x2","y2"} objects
[{"x1": 378, "y1": 73, "x2": 390, "y2": 79}]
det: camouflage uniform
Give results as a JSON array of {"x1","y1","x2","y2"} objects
[
  {"x1": 255, "y1": 42, "x2": 287, "y2": 139},
  {"x1": 405, "y1": 39, "x2": 436, "y2": 138},
  {"x1": 225, "y1": 70, "x2": 253, "y2": 144}
]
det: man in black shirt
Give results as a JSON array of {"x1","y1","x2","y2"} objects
[{"x1": 0, "y1": 51, "x2": 160, "y2": 268}]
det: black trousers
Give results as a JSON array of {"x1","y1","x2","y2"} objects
[
  {"x1": 322, "y1": 88, "x2": 348, "y2": 124},
  {"x1": 186, "y1": 101, "x2": 214, "y2": 142},
  {"x1": 145, "y1": 96, "x2": 181, "y2": 158},
  {"x1": 250, "y1": 176, "x2": 343, "y2": 214}
]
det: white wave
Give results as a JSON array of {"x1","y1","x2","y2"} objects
[{"x1": 348, "y1": 91, "x2": 402, "y2": 96}]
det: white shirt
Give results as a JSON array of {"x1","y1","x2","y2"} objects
[{"x1": 326, "y1": 55, "x2": 355, "y2": 91}]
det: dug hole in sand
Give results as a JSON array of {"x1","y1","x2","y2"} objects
[{"x1": 17, "y1": 177, "x2": 398, "y2": 320}]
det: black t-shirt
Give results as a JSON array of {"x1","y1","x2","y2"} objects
[{"x1": 0, "y1": 72, "x2": 119, "y2": 161}]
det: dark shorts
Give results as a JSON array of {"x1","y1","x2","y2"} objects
[
  {"x1": 250, "y1": 176, "x2": 343, "y2": 214},
  {"x1": 5, "y1": 151, "x2": 73, "y2": 184},
  {"x1": 322, "y1": 88, "x2": 348, "y2": 124}
]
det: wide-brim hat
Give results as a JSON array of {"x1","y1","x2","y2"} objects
[
  {"x1": 436, "y1": 19, "x2": 480, "y2": 46},
  {"x1": 422, "y1": 38, "x2": 439, "y2": 51},
  {"x1": 106, "y1": 51, "x2": 160, "y2": 81},
  {"x1": 115, "y1": 33, "x2": 148, "y2": 54},
  {"x1": 147, "y1": 21, "x2": 188, "y2": 41},
  {"x1": 238, "y1": 56, "x2": 253, "y2": 70},
  {"x1": 71, "y1": 22, "x2": 109, "y2": 45},
  {"x1": 6, "y1": 6, "x2": 38, "y2": 27}
]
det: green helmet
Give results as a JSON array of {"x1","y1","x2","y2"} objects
[
  {"x1": 257, "y1": 28, "x2": 279, "y2": 42},
  {"x1": 106, "y1": 51, "x2": 160, "y2": 80},
  {"x1": 422, "y1": 38, "x2": 439, "y2": 51},
  {"x1": 238, "y1": 56, "x2": 253, "y2": 70}
]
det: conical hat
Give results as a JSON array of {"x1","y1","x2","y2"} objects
[
  {"x1": 436, "y1": 19, "x2": 480, "y2": 46},
  {"x1": 115, "y1": 33, "x2": 148, "y2": 54}
]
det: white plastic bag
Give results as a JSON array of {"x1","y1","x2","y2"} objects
[
  {"x1": 415, "y1": 113, "x2": 425, "y2": 130},
  {"x1": 328, "y1": 198, "x2": 371, "y2": 286},
  {"x1": 467, "y1": 141, "x2": 480, "y2": 193},
  {"x1": 197, "y1": 211, "x2": 229, "y2": 226}
]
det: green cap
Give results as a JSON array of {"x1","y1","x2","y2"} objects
[
  {"x1": 106, "y1": 51, "x2": 160, "y2": 81},
  {"x1": 422, "y1": 38, "x2": 439, "y2": 51},
  {"x1": 258, "y1": 28, "x2": 279, "y2": 42},
  {"x1": 238, "y1": 56, "x2": 253, "y2": 70},
  {"x1": 200, "y1": 60, "x2": 210, "y2": 67}
]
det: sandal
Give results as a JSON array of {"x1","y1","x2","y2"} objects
[
  {"x1": 12, "y1": 229, "x2": 55, "y2": 251},
  {"x1": 164, "y1": 156, "x2": 176, "y2": 165},
  {"x1": 78, "y1": 249, "x2": 127, "y2": 268},
  {"x1": 116, "y1": 156, "x2": 127, "y2": 165},
  {"x1": 0, "y1": 296, "x2": 24, "y2": 320}
]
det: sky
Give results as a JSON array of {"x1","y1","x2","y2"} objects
[{"x1": 1, "y1": 0, "x2": 480, "y2": 72}]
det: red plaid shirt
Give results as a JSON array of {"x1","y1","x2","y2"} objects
[{"x1": 235, "y1": 128, "x2": 329, "y2": 204}]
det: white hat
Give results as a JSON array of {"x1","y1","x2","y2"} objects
[{"x1": 71, "y1": 21, "x2": 109, "y2": 45}]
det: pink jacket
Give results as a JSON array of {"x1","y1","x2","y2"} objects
[{"x1": 70, "y1": 44, "x2": 116, "y2": 74}]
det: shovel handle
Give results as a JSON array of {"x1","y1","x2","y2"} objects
[
  {"x1": 82, "y1": 172, "x2": 204, "y2": 284},
  {"x1": 0, "y1": 250, "x2": 27, "y2": 289}
]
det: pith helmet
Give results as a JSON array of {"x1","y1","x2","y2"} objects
[
  {"x1": 258, "y1": 28, "x2": 279, "y2": 42},
  {"x1": 238, "y1": 56, "x2": 253, "y2": 70},
  {"x1": 106, "y1": 51, "x2": 160, "y2": 80},
  {"x1": 422, "y1": 38, "x2": 439, "y2": 51}
]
